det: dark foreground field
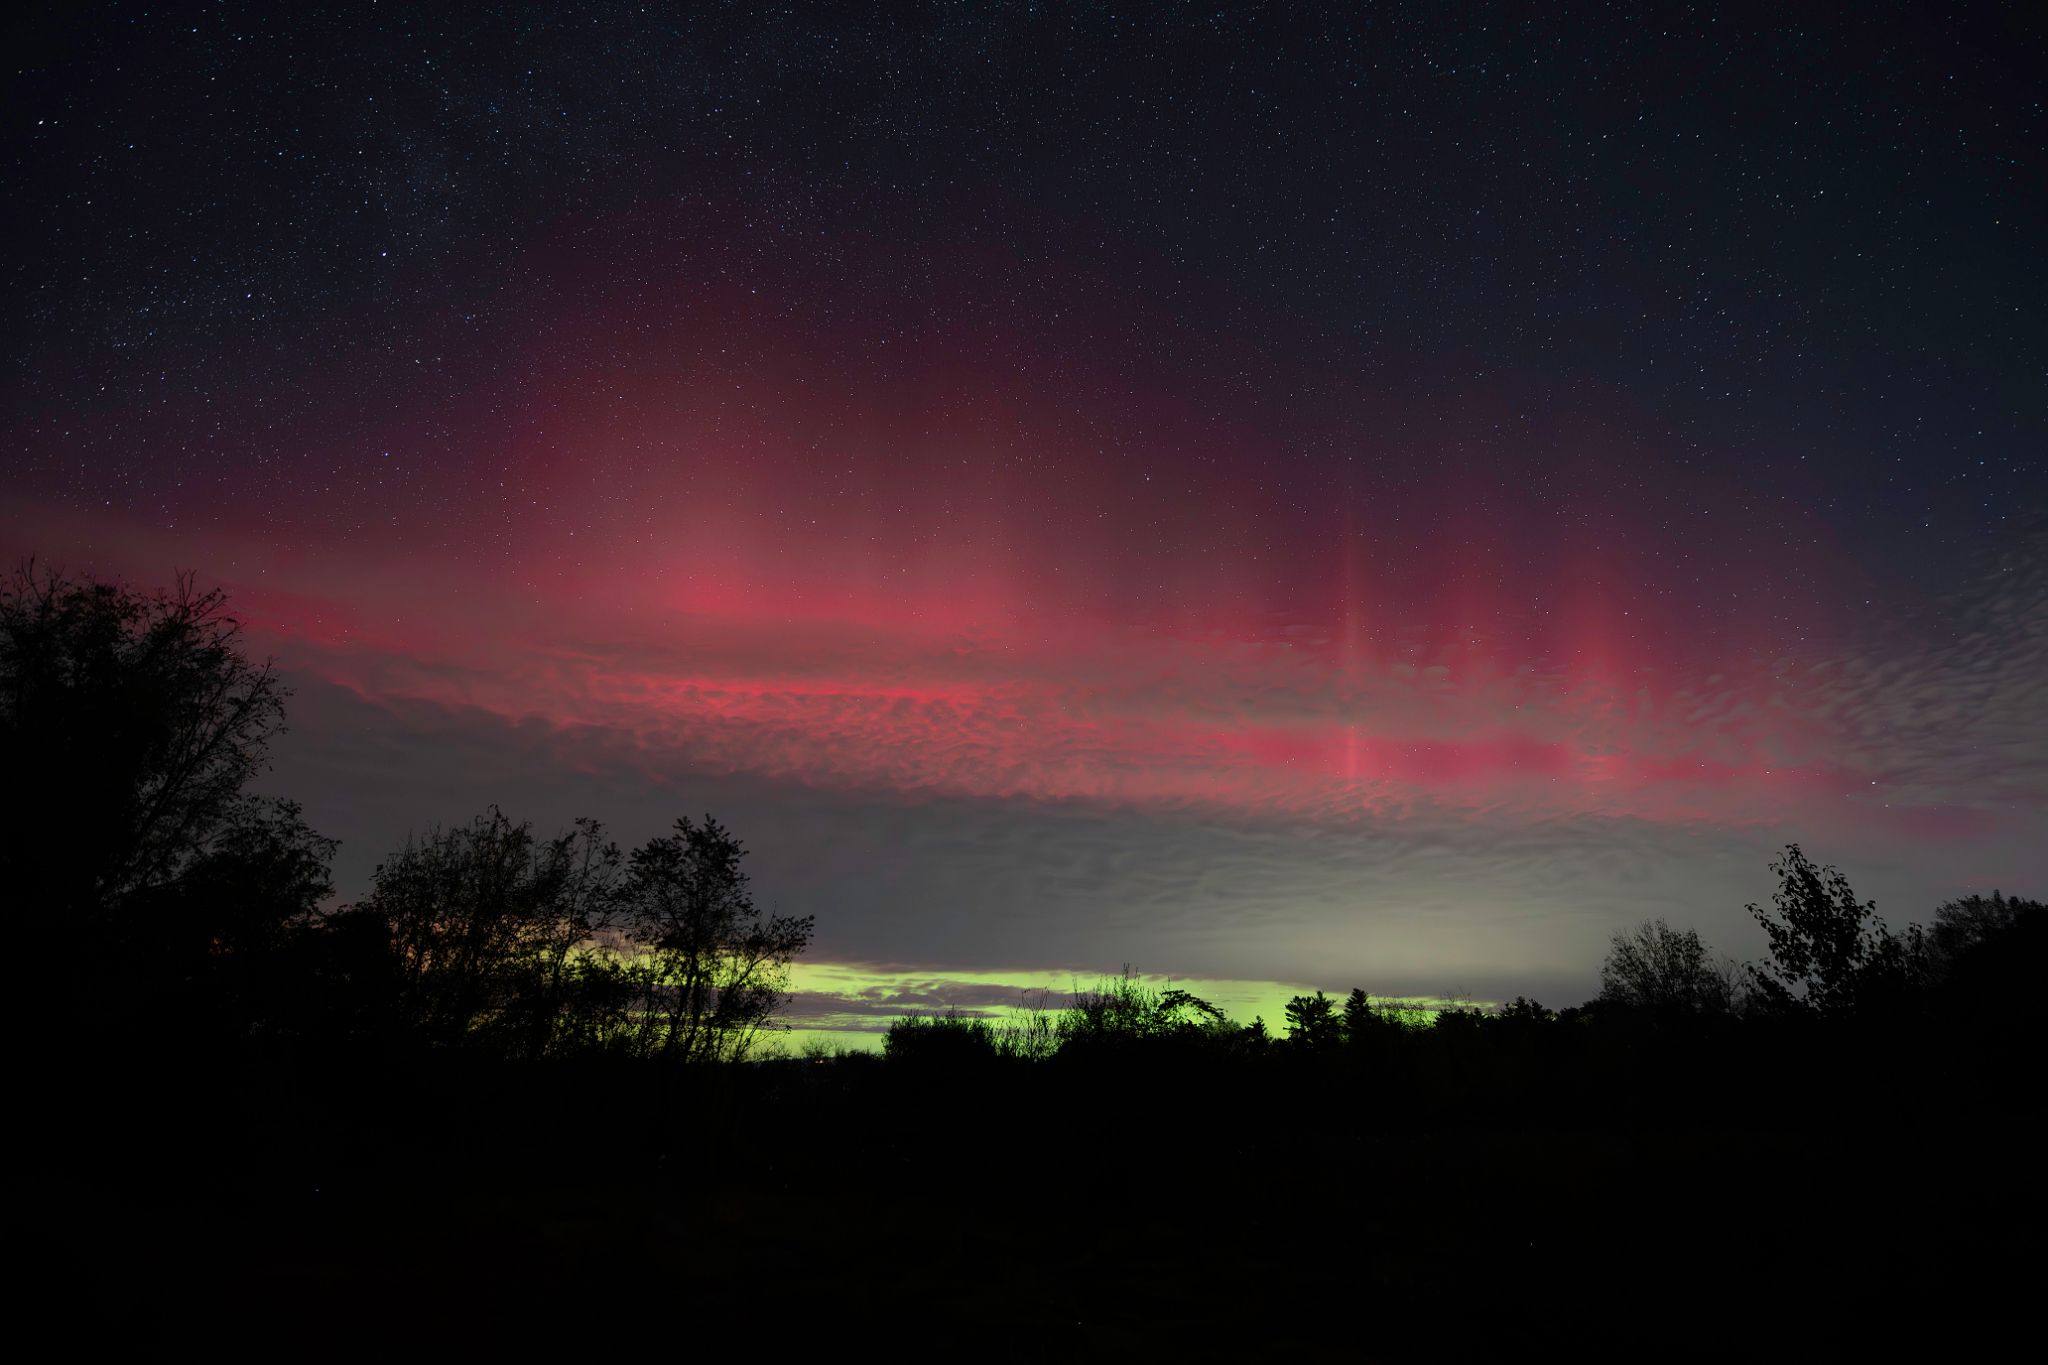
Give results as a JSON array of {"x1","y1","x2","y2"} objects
[{"x1": 46, "y1": 1034, "x2": 2041, "y2": 1361}]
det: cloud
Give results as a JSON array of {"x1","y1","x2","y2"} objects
[
  {"x1": 12, "y1": 504, "x2": 2043, "y2": 1008},
  {"x1": 259, "y1": 662, "x2": 2044, "y2": 1014},
  {"x1": 258, "y1": 562, "x2": 2040, "y2": 847}
]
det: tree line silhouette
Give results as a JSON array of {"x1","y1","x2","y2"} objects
[
  {"x1": 881, "y1": 871, "x2": 2038, "y2": 1079},
  {"x1": 12, "y1": 561, "x2": 2041, "y2": 1356},
  {"x1": 7, "y1": 559, "x2": 2039, "y2": 1072},
  {"x1": 4, "y1": 564, "x2": 813, "y2": 1072}
]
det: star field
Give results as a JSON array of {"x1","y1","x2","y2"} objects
[{"x1": 4, "y1": 2, "x2": 2043, "y2": 996}]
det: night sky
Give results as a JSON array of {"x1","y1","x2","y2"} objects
[{"x1": 6, "y1": 3, "x2": 2044, "y2": 1031}]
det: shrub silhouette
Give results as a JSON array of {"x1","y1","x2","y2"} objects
[
  {"x1": 884, "y1": 1013, "x2": 1000, "y2": 1064},
  {"x1": 1056, "y1": 969, "x2": 1240, "y2": 1062}
]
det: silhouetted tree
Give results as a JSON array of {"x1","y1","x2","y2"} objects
[
  {"x1": 1342, "y1": 987, "x2": 1373, "y2": 1040},
  {"x1": 1, "y1": 564, "x2": 339, "y2": 1058},
  {"x1": 992, "y1": 988, "x2": 1062, "y2": 1061},
  {"x1": 359, "y1": 808, "x2": 624, "y2": 1055},
  {"x1": 1284, "y1": 990, "x2": 1342, "y2": 1048},
  {"x1": 1060, "y1": 969, "x2": 1149, "y2": 1044},
  {"x1": 620, "y1": 815, "x2": 813, "y2": 1063},
  {"x1": 1745, "y1": 844, "x2": 1925, "y2": 1019},
  {"x1": 1918, "y1": 891, "x2": 2045, "y2": 1041},
  {"x1": 141, "y1": 797, "x2": 337, "y2": 1039},
  {"x1": 1430, "y1": 1006, "x2": 1487, "y2": 1035},
  {"x1": 1341, "y1": 986, "x2": 1412, "y2": 1051},
  {"x1": 1155, "y1": 987, "x2": 1229, "y2": 1032},
  {"x1": 1597, "y1": 919, "x2": 1741, "y2": 1017},
  {"x1": 1, "y1": 563, "x2": 290, "y2": 938},
  {"x1": 1055, "y1": 969, "x2": 1240, "y2": 1060},
  {"x1": 1924, "y1": 891, "x2": 2044, "y2": 981},
  {"x1": 1495, "y1": 996, "x2": 1554, "y2": 1024},
  {"x1": 292, "y1": 903, "x2": 408, "y2": 1046}
]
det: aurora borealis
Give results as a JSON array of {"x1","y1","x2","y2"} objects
[{"x1": 6, "y1": 5, "x2": 2043, "y2": 1038}]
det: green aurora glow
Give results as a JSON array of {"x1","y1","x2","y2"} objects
[{"x1": 770, "y1": 961, "x2": 1474, "y2": 1054}]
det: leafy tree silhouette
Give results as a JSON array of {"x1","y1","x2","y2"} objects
[
  {"x1": 1060, "y1": 969, "x2": 1221, "y2": 1041},
  {"x1": 143, "y1": 797, "x2": 337, "y2": 1040},
  {"x1": 1924, "y1": 891, "x2": 2044, "y2": 981},
  {"x1": 1919, "y1": 891, "x2": 2045, "y2": 1047},
  {"x1": 1, "y1": 563, "x2": 332, "y2": 1050},
  {"x1": 1597, "y1": 918, "x2": 1742, "y2": 1018},
  {"x1": 357, "y1": 807, "x2": 625, "y2": 1055},
  {"x1": 1495, "y1": 996, "x2": 1555, "y2": 1024},
  {"x1": 1745, "y1": 844, "x2": 1925, "y2": 1018},
  {"x1": 1, "y1": 562, "x2": 294, "y2": 934},
  {"x1": 621, "y1": 814, "x2": 814, "y2": 1063}
]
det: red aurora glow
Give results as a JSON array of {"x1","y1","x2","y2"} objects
[{"x1": 1, "y1": 213, "x2": 2006, "y2": 845}]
